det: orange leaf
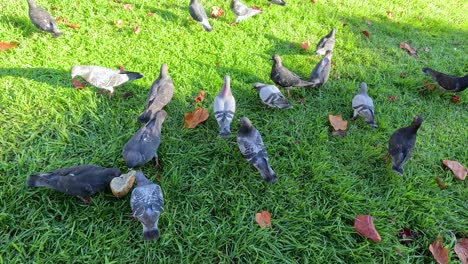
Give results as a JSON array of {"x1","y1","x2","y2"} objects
[
  {"x1": 123, "y1": 4, "x2": 132, "y2": 10},
  {"x1": 184, "y1": 107, "x2": 209, "y2": 128},
  {"x1": 354, "y1": 215, "x2": 381, "y2": 242},
  {"x1": 443, "y1": 160, "x2": 467, "y2": 180},
  {"x1": 328, "y1": 114, "x2": 348, "y2": 131},
  {"x1": 71, "y1": 78, "x2": 86, "y2": 89},
  {"x1": 118, "y1": 64, "x2": 125, "y2": 71},
  {"x1": 66, "y1": 23, "x2": 80, "y2": 29},
  {"x1": 56, "y1": 17, "x2": 68, "y2": 23},
  {"x1": 451, "y1": 95, "x2": 461, "y2": 104},
  {"x1": 0, "y1": 41, "x2": 18, "y2": 51},
  {"x1": 386, "y1": 10, "x2": 394, "y2": 19},
  {"x1": 435, "y1": 176, "x2": 446, "y2": 190},
  {"x1": 400, "y1": 42, "x2": 417, "y2": 54},
  {"x1": 300, "y1": 40, "x2": 310, "y2": 50},
  {"x1": 147, "y1": 12, "x2": 154, "y2": 17},
  {"x1": 429, "y1": 237, "x2": 449, "y2": 264},
  {"x1": 115, "y1": 20, "x2": 124, "y2": 28},
  {"x1": 194, "y1": 90, "x2": 205, "y2": 104},
  {"x1": 211, "y1": 6, "x2": 225, "y2": 18},
  {"x1": 251, "y1": 5, "x2": 262, "y2": 11},
  {"x1": 133, "y1": 25, "x2": 140, "y2": 35},
  {"x1": 362, "y1": 30, "x2": 370, "y2": 38},
  {"x1": 255, "y1": 211, "x2": 271, "y2": 228},
  {"x1": 56, "y1": 17, "x2": 80, "y2": 29},
  {"x1": 455, "y1": 238, "x2": 468, "y2": 264}
]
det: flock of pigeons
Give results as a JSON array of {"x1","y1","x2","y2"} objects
[{"x1": 23, "y1": 0, "x2": 467, "y2": 241}]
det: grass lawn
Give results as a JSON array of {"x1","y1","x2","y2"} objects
[{"x1": 1, "y1": 0, "x2": 467, "y2": 262}]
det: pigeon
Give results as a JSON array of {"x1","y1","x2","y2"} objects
[
  {"x1": 252, "y1": 82, "x2": 291, "y2": 109},
  {"x1": 214, "y1": 75, "x2": 236, "y2": 138},
  {"x1": 189, "y1": 0, "x2": 212, "y2": 32},
  {"x1": 27, "y1": 0, "x2": 62, "y2": 37},
  {"x1": 26, "y1": 165, "x2": 121, "y2": 204},
  {"x1": 237, "y1": 117, "x2": 277, "y2": 184},
  {"x1": 315, "y1": 28, "x2": 336, "y2": 56},
  {"x1": 270, "y1": 54, "x2": 317, "y2": 96},
  {"x1": 70, "y1": 66, "x2": 143, "y2": 97},
  {"x1": 123, "y1": 110, "x2": 167, "y2": 168},
  {"x1": 269, "y1": 0, "x2": 286, "y2": 5},
  {"x1": 388, "y1": 115, "x2": 423, "y2": 175},
  {"x1": 231, "y1": 0, "x2": 263, "y2": 23},
  {"x1": 130, "y1": 171, "x2": 164, "y2": 240},
  {"x1": 352, "y1": 82, "x2": 377, "y2": 128},
  {"x1": 422, "y1": 67, "x2": 468, "y2": 92},
  {"x1": 309, "y1": 50, "x2": 333, "y2": 86},
  {"x1": 137, "y1": 64, "x2": 174, "y2": 124}
]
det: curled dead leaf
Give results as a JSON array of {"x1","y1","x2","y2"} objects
[
  {"x1": 0, "y1": 41, "x2": 18, "y2": 51},
  {"x1": 300, "y1": 40, "x2": 310, "y2": 50},
  {"x1": 354, "y1": 214, "x2": 381, "y2": 242},
  {"x1": 429, "y1": 237, "x2": 449, "y2": 264},
  {"x1": 194, "y1": 90, "x2": 206, "y2": 104},
  {"x1": 66, "y1": 23, "x2": 80, "y2": 29},
  {"x1": 184, "y1": 107, "x2": 209, "y2": 128},
  {"x1": 122, "y1": 3, "x2": 132, "y2": 10},
  {"x1": 388, "y1": 96, "x2": 397, "y2": 103},
  {"x1": 362, "y1": 30, "x2": 370, "y2": 38},
  {"x1": 328, "y1": 114, "x2": 348, "y2": 135},
  {"x1": 71, "y1": 78, "x2": 86, "y2": 89},
  {"x1": 398, "y1": 228, "x2": 418, "y2": 246},
  {"x1": 133, "y1": 24, "x2": 140, "y2": 35},
  {"x1": 255, "y1": 211, "x2": 271, "y2": 228},
  {"x1": 455, "y1": 238, "x2": 468, "y2": 264},
  {"x1": 443, "y1": 160, "x2": 467, "y2": 180},
  {"x1": 400, "y1": 42, "x2": 417, "y2": 55},
  {"x1": 386, "y1": 10, "x2": 394, "y2": 19},
  {"x1": 211, "y1": 6, "x2": 225, "y2": 18},
  {"x1": 451, "y1": 95, "x2": 461, "y2": 104},
  {"x1": 147, "y1": 12, "x2": 154, "y2": 17},
  {"x1": 435, "y1": 176, "x2": 446, "y2": 190},
  {"x1": 251, "y1": 5, "x2": 262, "y2": 11},
  {"x1": 110, "y1": 170, "x2": 136, "y2": 198}
]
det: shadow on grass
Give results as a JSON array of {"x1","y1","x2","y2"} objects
[
  {"x1": 150, "y1": 7, "x2": 180, "y2": 22},
  {"x1": 0, "y1": 15, "x2": 36, "y2": 37},
  {"x1": 0, "y1": 67, "x2": 71, "y2": 87}
]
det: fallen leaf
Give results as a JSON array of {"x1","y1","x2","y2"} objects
[
  {"x1": 76, "y1": 1, "x2": 80, "y2": 6},
  {"x1": 156, "y1": 174, "x2": 162, "y2": 182},
  {"x1": 455, "y1": 238, "x2": 468, "y2": 264},
  {"x1": 362, "y1": 30, "x2": 370, "y2": 38},
  {"x1": 310, "y1": 0, "x2": 316, "y2": 3},
  {"x1": 147, "y1": 12, "x2": 154, "y2": 17},
  {"x1": 122, "y1": 3, "x2": 132, "y2": 10},
  {"x1": 56, "y1": 17, "x2": 80, "y2": 29},
  {"x1": 211, "y1": 6, "x2": 225, "y2": 18},
  {"x1": 398, "y1": 228, "x2": 418, "y2": 246},
  {"x1": 435, "y1": 176, "x2": 446, "y2": 190},
  {"x1": 354, "y1": 215, "x2": 381, "y2": 242},
  {"x1": 251, "y1": 5, "x2": 262, "y2": 11},
  {"x1": 110, "y1": 170, "x2": 136, "y2": 198},
  {"x1": 300, "y1": 40, "x2": 310, "y2": 50},
  {"x1": 420, "y1": 80, "x2": 436, "y2": 95},
  {"x1": 451, "y1": 95, "x2": 461, "y2": 104},
  {"x1": 429, "y1": 237, "x2": 449, "y2": 264},
  {"x1": 71, "y1": 78, "x2": 86, "y2": 89},
  {"x1": 388, "y1": 96, "x2": 397, "y2": 102},
  {"x1": 66, "y1": 23, "x2": 80, "y2": 29},
  {"x1": 194, "y1": 90, "x2": 205, "y2": 104},
  {"x1": 0, "y1": 41, "x2": 18, "y2": 51},
  {"x1": 400, "y1": 42, "x2": 417, "y2": 55},
  {"x1": 443, "y1": 160, "x2": 467, "y2": 180},
  {"x1": 386, "y1": 10, "x2": 394, "y2": 19},
  {"x1": 118, "y1": 64, "x2": 124, "y2": 71},
  {"x1": 184, "y1": 107, "x2": 209, "y2": 128},
  {"x1": 50, "y1": 6, "x2": 61, "y2": 10},
  {"x1": 133, "y1": 24, "x2": 140, "y2": 35},
  {"x1": 56, "y1": 17, "x2": 68, "y2": 23},
  {"x1": 255, "y1": 211, "x2": 271, "y2": 228},
  {"x1": 328, "y1": 114, "x2": 348, "y2": 131},
  {"x1": 115, "y1": 20, "x2": 124, "y2": 28}
]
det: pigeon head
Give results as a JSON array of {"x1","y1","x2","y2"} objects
[
  {"x1": 329, "y1": 28, "x2": 337, "y2": 37},
  {"x1": 239, "y1": 117, "x2": 253, "y2": 134},
  {"x1": 104, "y1": 168, "x2": 122, "y2": 182},
  {"x1": 359, "y1": 82, "x2": 368, "y2": 94},
  {"x1": 422, "y1": 67, "x2": 432, "y2": 75},
  {"x1": 160, "y1": 64, "x2": 169, "y2": 79},
  {"x1": 26, "y1": 0, "x2": 37, "y2": 8},
  {"x1": 70, "y1": 66, "x2": 88, "y2": 78},
  {"x1": 252, "y1": 82, "x2": 266, "y2": 90},
  {"x1": 271, "y1": 55, "x2": 282, "y2": 65},
  {"x1": 411, "y1": 115, "x2": 423, "y2": 129}
]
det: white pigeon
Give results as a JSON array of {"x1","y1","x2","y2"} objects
[
  {"x1": 231, "y1": 0, "x2": 263, "y2": 23},
  {"x1": 214, "y1": 75, "x2": 236, "y2": 138},
  {"x1": 352, "y1": 82, "x2": 377, "y2": 128},
  {"x1": 252, "y1": 82, "x2": 291, "y2": 109}
]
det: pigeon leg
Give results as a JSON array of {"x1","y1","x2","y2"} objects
[
  {"x1": 153, "y1": 157, "x2": 161, "y2": 169},
  {"x1": 286, "y1": 88, "x2": 291, "y2": 98},
  {"x1": 351, "y1": 110, "x2": 358, "y2": 120},
  {"x1": 78, "y1": 196, "x2": 90, "y2": 205}
]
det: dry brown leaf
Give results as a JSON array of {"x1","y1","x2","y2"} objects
[
  {"x1": 71, "y1": 78, "x2": 86, "y2": 89},
  {"x1": 429, "y1": 237, "x2": 449, "y2": 264},
  {"x1": 184, "y1": 107, "x2": 209, "y2": 128},
  {"x1": 118, "y1": 64, "x2": 124, "y2": 71},
  {"x1": 455, "y1": 238, "x2": 468, "y2": 264},
  {"x1": 435, "y1": 176, "x2": 446, "y2": 190},
  {"x1": 400, "y1": 42, "x2": 417, "y2": 54},
  {"x1": 251, "y1": 5, "x2": 262, "y2": 10},
  {"x1": 66, "y1": 23, "x2": 80, "y2": 29},
  {"x1": 56, "y1": 17, "x2": 80, "y2": 29},
  {"x1": 386, "y1": 10, "x2": 394, "y2": 19},
  {"x1": 362, "y1": 30, "x2": 370, "y2": 38},
  {"x1": 194, "y1": 90, "x2": 205, "y2": 104},
  {"x1": 110, "y1": 170, "x2": 136, "y2": 198},
  {"x1": 397, "y1": 228, "x2": 418, "y2": 246},
  {"x1": 443, "y1": 160, "x2": 467, "y2": 180},
  {"x1": 451, "y1": 95, "x2": 461, "y2": 104},
  {"x1": 115, "y1": 20, "x2": 124, "y2": 28},
  {"x1": 328, "y1": 114, "x2": 348, "y2": 131},
  {"x1": 211, "y1": 6, "x2": 225, "y2": 18},
  {"x1": 300, "y1": 40, "x2": 310, "y2": 50},
  {"x1": 123, "y1": 3, "x2": 132, "y2": 10},
  {"x1": 50, "y1": 6, "x2": 61, "y2": 10},
  {"x1": 133, "y1": 25, "x2": 140, "y2": 35},
  {"x1": 388, "y1": 96, "x2": 397, "y2": 102},
  {"x1": 255, "y1": 211, "x2": 271, "y2": 228},
  {"x1": 310, "y1": 0, "x2": 316, "y2": 3},
  {"x1": 354, "y1": 215, "x2": 381, "y2": 242},
  {"x1": 147, "y1": 12, "x2": 154, "y2": 17},
  {"x1": 0, "y1": 41, "x2": 18, "y2": 51}
]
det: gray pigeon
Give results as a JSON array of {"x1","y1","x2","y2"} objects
[
  {"x1": 270, "y1": 54, "x2": 317, "y2": 96},
  {"x1": 214, "y1": 75, "x2": 236, "y2": 138},
  {"x1": 253, "y1": 82, "x2": 291, "y2": 109},
  {"x1": 422, "y1": 68, "x2": 468, "y2": 92},
  {"x1": 388, "y1": 115, "x2": 423, "y2": 175},
  {"x1": 315, "y1": 28, "x2": 336, "y2": 56},
  {"x1": 352, "y1": 82, "x2": 377, "y2": 128},
  {"x1": 237, "y1": 117, "x2": 277, "y2": 184},
  {"x1": 137, "y1": 64, "x2": 174, "y2": 124},
  {"x1": 309, "y1": 50, "x2": 333, "y2": 86},
  {"x1": 123, "y1": 110, "x2": 167, "y2": 168},
  {"x1": 26, "y1": 165, "x2": 121, "y2": 204},
  {"x1": 231, "y1": 0, "x2": 263, "y2": 23},
  {"x1": 130, "y1": 171, "x2": 164, "y2": 240},
  {"x1": 27, "y1": 0, "x2": 62, "y2": 37},
  {"x1": 269, "y1": 0, "x2": 286, "y2": 5},
  {"x1": 189, "y1": 0, "x2": 212, "y2": 32},
  {"x1": 70, "y1": 66, "x2": 144, "y2": 97}
]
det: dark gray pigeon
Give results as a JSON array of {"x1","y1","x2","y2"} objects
[
  {"x1": 269, "y1": 0, "x2": 286, "y2": 5},
  {"x1": 352, "y1": 82, "x2": 377, "y2": 128},
  {"x1": 27, "y1": 0, "x2": 62, "y2": 37},
  {"x1": 137, "y1": 64, "x2": 174, "y2": 124},
  {"x1": 253, "y1": 82, "x2": 291, "y2": 109},
  {"x1": 237, "y1": 117, "x2": 277, "y2": 184},
  {"x1": 130, "y1": 171, "x2": 164, "y2": 240},
  {"x1": 231, "y1": 0, "x2": 263, "y2": 23},
  {"x1": 26, "y1": 165, "x2": 121, "y2": 204},
  {"x1": 70, "y1": 66, "x2": 143, "y2": 97},
  {"x1": 270, "y1": 54, "x2": 317, "y2": 96},
  {"x1": 422, "y1": 68, "x2": 468, "y2": 92},
  {"x1": 388, "y1": 115, "x2": 423, "y2": 175},
  {"x1": 123, "y1": 110, "x2": 167, "y2": 168},
  {"x1": 189, "y1": 0, "x2": 212, "y2": 32},
  {"x1": 315, "y1": 28, "x2": 336, "y2": 56},
  {"x1": 214, "y1": 75, "x2": 236, "y2": 138},
  {"x1": 309, "y1": 50, "x2": 333, "y2": 86}
]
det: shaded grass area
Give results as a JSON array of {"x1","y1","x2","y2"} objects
[{"x1": 0, "y1": 0, "x2": 467, "y2": 262}]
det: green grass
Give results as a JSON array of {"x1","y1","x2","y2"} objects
[{"x1": 1, "y1": 0, "x2": 467, "y2": 262}]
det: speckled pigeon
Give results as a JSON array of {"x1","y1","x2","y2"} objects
[
  {"x1": 237, "y1": 117, "x2": 277, "y2": 184},
  {"x1": 138, "y1": 64, "x2": 174, "y2": 124},
  {"x1": 123, "y1": 110, "x2": 167, "y2": 168},
  {"x1": 270, "y1": 54, "x2": 317, "y2": 96},
  {"x1": 269, "y1": 0, "x2": 286, "y2": 5},
  {"x1": 131, "y1": 171, "x2": 164, "y2": 240},
  {"x1": 388, "y1": 115, "x2": 423, "y2": 175},
  {"x1": 26, "y1": 165, "x2": 121, "y2": 204},
  {"x1": 309, "y1": 50, "x2": 333, "y2": 86},
  {"x1": 352, "y1": 82, "x2": 377, "y2": 128},
  {"x1": 253, "y1": 82, "x2": 291, "y2": 109},
  {"x1": 231, "y1": 0, "x2": 263, "y2": 23},
  {"x1": 422, "y1": 68, "x2": 468, "y2": 92},
  {"x1": 71, "y1": 65, "x2": 143, "y2": 97},
  {"x1": 27, "y1": 0, "x2": 62, "y2": 37},
  {"x1": 189, "y1": 0, "x2": 212, "y2": 32},
  {"x1": 214, "y1": 75, "x2": 236, "y2": 138},
  {"x1": 315, "y1": 28, "x2": 336, "y2": 56}
]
